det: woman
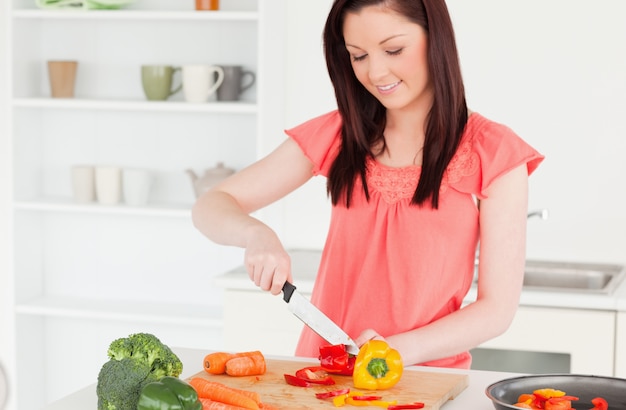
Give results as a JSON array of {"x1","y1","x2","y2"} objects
[{"x1": 192, "y1": 0, "x2": 544, "y2": 369}]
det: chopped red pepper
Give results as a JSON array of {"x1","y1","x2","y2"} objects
[
  {"x1": 284, "y1": 366, "x2": 336, "y2": 387},
  {"x1": 284, "y1": 373, "x2": 316, "y2": 387},
  {"x1": 387, "y1": 403, "x2": 425, "y2": 409},
  {"x1": 315, "y1": 388, "x2": 350, "y2": 399},
  {"x1": 591, "y1": 397, "x2": 609, "y2": 410},
  {"x1": 319, "y1": 344, "x2": 356, "y2": 376},
  {"x1": 294, "y1": 366, "x2": 336, "y2": 384},
  {"x1": 351, "y1": 395, "x2": 383, "y2": 401}
]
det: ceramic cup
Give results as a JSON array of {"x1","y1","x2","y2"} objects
[
  {"x1": 95, "y1": 166, "x2": 122, "y2": 205},
  {"x1": 182, "y1": 64, "x2": 225, "y2": 103},
  {"x1": 48, "y1": 60, "x2": 78, "y2": 98},
  {"x1": 141, "y1": 65, "x2": 182, "y2": 101},
  {"x1": 216, "y1": 65, "x2": 256, "y2": 101},
  {"x1": 71, "y1": 165, "x2": 95, "y2": 203},
  {"x1": 196, "y1": 0, "x2": 219, "y2": 10},
  {"x1": 122, "y1": 168, "x2": 152, "y2": 206}
]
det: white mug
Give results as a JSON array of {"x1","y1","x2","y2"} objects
[
  {"x1": 71, "y1": 165, "x2": 95, "y2": 203},
  {"x1": 123, "y1": 168, "x2": 152, "y2": 206},
  {"x1": 182, "y1": 64, "x2": 225, "y2": 103},
  {"x1": 95, "y1": 166, "x2": 122, "y2": 205}
]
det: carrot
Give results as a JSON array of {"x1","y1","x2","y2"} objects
[
  {"x1": 189, "y1": 377, "x2": 260, "y2": 410},
  {"x1": 204, "y1": 351, "x2": 266, "y2": 376},
  {"x1": 200, "y1": 398, "x2": 248, "y2": 410},
  {"x1": 204, "y1": 352, "x2": 235, "y2": 374},
  {"x1": 225, "y1": 351, "x2": 266, "y2": 376}
]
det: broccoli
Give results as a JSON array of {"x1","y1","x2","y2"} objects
[{"x1": 96, "y1": 333, "x2": 183, "y2": 410}]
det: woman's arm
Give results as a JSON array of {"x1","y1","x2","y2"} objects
[
  {"x1": 191, "y1": 137, "x2": 315, "y2": 295},
  {"x1": 357, "y1": 163, "x2": 529, "y2": 365}
]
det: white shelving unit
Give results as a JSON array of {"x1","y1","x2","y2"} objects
[{"x1": 4, "y1": 1, "x2": 287, "y2": 409}]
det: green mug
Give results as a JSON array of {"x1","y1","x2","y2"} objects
[{"x1": 141, "y1": 65, "x2": 182, "y2": 101}]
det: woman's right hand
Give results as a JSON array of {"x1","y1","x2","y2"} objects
[{"x1": 244, "y1": 224, "x2": 293, "y2": 295}]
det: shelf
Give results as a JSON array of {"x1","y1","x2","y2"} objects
[
  {"x1": 12, "y1": 98, "x2": 258, "y2": 114},
  {"x1": 14, "y1": 198, "x2": 192, "y2": 218},
  {"x1": 12, "y1": 9, "x2": 259, "y2": 22},
  {"x1": 15, "y1": 295, "x2": 223, "y2": 327}
]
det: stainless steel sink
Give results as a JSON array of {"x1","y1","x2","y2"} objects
[
  {"x1": 474, "y1": 260, "x2": 626, "y2": 295},
  {"x1": 523, "y1": 260, "x2": 625, "y2": 294}
]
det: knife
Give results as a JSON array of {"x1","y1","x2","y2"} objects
[{"x1": 282, "y1": 281, "x2": 360, "y2": 355}]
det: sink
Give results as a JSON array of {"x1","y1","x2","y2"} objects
[{"x1": 474, "y1": 260, "x2": 626, "y2": 295}]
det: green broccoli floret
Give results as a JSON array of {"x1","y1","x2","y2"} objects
[
  {"x1": 96, "y1": 358, "x2": 150, "y2": 410},
  {"x1": 97, "y1": 333, "x2": 183, "y2": 410}
]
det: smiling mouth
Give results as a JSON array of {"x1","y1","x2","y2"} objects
[{"x1": 377, "y1": 81, "x2": 401, "y2": 92}]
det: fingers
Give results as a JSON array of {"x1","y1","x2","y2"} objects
[
  {"x1": 354, "y1": 329, "x2": 386, "y2": 346},
  {"x1": 245, "y1": 249, "x2": 291, "y2": 295}
]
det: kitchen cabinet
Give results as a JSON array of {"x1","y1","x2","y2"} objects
[
  {"x1": 3, "y1": 1, "x2": 287, "y2": 409},
  {"x1": 476, "y1": 306, "x2": 616, "y2": 376},
  {"x1": 616, "y1": 312, "x2": 626, "y2": 378},
  {"x1": 224, "y1": 289, "x2": 306, "y2": 356}
]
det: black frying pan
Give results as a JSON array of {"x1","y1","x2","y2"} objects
[{"x1": 486, "y1": 374, "x2": 626, "y2": 410}]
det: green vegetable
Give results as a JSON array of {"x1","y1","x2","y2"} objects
[
  {"x1": 96, "y1": 333, "x2": 183, "y2": 410},
  {"x1": 137, "y1": 376, "x2": 202, "y2": 410}
]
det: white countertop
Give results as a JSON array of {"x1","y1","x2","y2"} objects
[
  {"x1": 45, "y1": 347, "x2": 521, "y2": 410},
  {"x1": 215, "y1": 249, "x2": 626, "y2": 312}
]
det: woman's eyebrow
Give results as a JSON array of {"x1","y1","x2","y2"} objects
[{"x1": 345, "y1": 33, "x2": 407, "y2": 49}]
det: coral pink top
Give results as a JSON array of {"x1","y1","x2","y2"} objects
[{"x1": 285, "y1": 110, "x2": 544, "y2": 369}]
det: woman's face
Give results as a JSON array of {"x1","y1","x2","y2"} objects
[{"x1": 343, "y1": 5, "x2": 433, "y2": 112}]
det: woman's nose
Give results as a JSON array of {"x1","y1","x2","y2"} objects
[{"x1": 367, "y1": 56, "x2": 390, "y2": 83}]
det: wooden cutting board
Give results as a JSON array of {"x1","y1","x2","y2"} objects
[{"x1": 187, "y1": 358, "x2": 468, "y2": 409}]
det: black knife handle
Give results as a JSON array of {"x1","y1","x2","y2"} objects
[{"x1": 282, "y1": 281, "x2": 296, "y2": 303}]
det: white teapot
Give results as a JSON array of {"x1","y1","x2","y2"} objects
[{"x1": 186, "y1": 162, "x2": 235, "y2": 198}]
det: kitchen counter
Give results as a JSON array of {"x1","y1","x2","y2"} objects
[
  {"x1": 45, "y1": 347, "x2": 520, "y2": 410},
  {"x1": 215, "y1": 249, "x2": 626, "y2": 311}
]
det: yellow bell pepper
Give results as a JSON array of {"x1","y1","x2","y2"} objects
[{"x1": 352, "y1": 340, "x2": 403, "y2": 390}]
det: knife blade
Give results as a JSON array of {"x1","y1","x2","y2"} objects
[{"x1": 282, "y1": 281, "x2": 360, "y2": 355}]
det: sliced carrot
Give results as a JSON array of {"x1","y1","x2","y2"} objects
[
  {"x1": 190, "y1": 378, "x2": 260, "y2": 410},
  {"x1": 204, "y1": 352, "x2": 235, "y2": 375},
  {"x1": 204, "y1": 351, "x2": 266, "y2": 376},
  {"x1": 199, "y1": 398, "x2": 248, "y2": 410},
  {"x1": 225, "y1": 351, "x2": 266, "y2": 376}
]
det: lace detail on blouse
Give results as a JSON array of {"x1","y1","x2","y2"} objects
[
  {"x1": 366, "y1": 159, "x2": 420, "y2": 204},
  {"x1": 441, "y1": 133, "x2": 480, "y2": 193},
  {"x1": 366, "y1": 133, "x2": 479, "y2": 204}
]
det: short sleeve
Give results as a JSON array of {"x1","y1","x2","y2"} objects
[
  {"x1": 446, "y1": 113, "x2": 545, "y2": 199},
  {"x1": 284, "y1": 110, "x2": 342, "y2": 176}
]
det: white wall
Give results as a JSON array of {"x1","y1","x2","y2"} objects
[
  {"x1": 0, "y1": 0, "x2": 14, "y2": 401},
  {"x1": 281, "y1": 0, "x2": 626, "y2": 266}
]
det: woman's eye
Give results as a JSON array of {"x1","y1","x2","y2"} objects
[
  {"x1": 352, "y1": 54, "x2": 367, "y2": 62},
  {"x1": 387, "y1": 48, "x2": 403, "y2": 56}
]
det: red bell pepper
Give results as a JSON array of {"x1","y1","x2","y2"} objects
[
  {"x1": 314, "y1": 388, "x2": 350, "y2": 399},
  {"x1": 387, "y1": 403, "x2": 425, "y2": 409},
  {"x1": 591, "y1": 397, "x2": 608, "y2": 410},
  {"x1": 319, "y1": 344, "x2": 356, "y2": 376},
  {"x1": 351, "y1": 395, "x2": 383, "y2": 401},
  {"x1": 284, "y1": 366, "x2": 336, "y2": 387},
  {"x1": 284, "y1": 374, "x2": 316, "y2": 387}
]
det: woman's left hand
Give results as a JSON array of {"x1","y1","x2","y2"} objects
[{"x1": 354, "y1": 328, "x2": 386, "y2": 347}]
